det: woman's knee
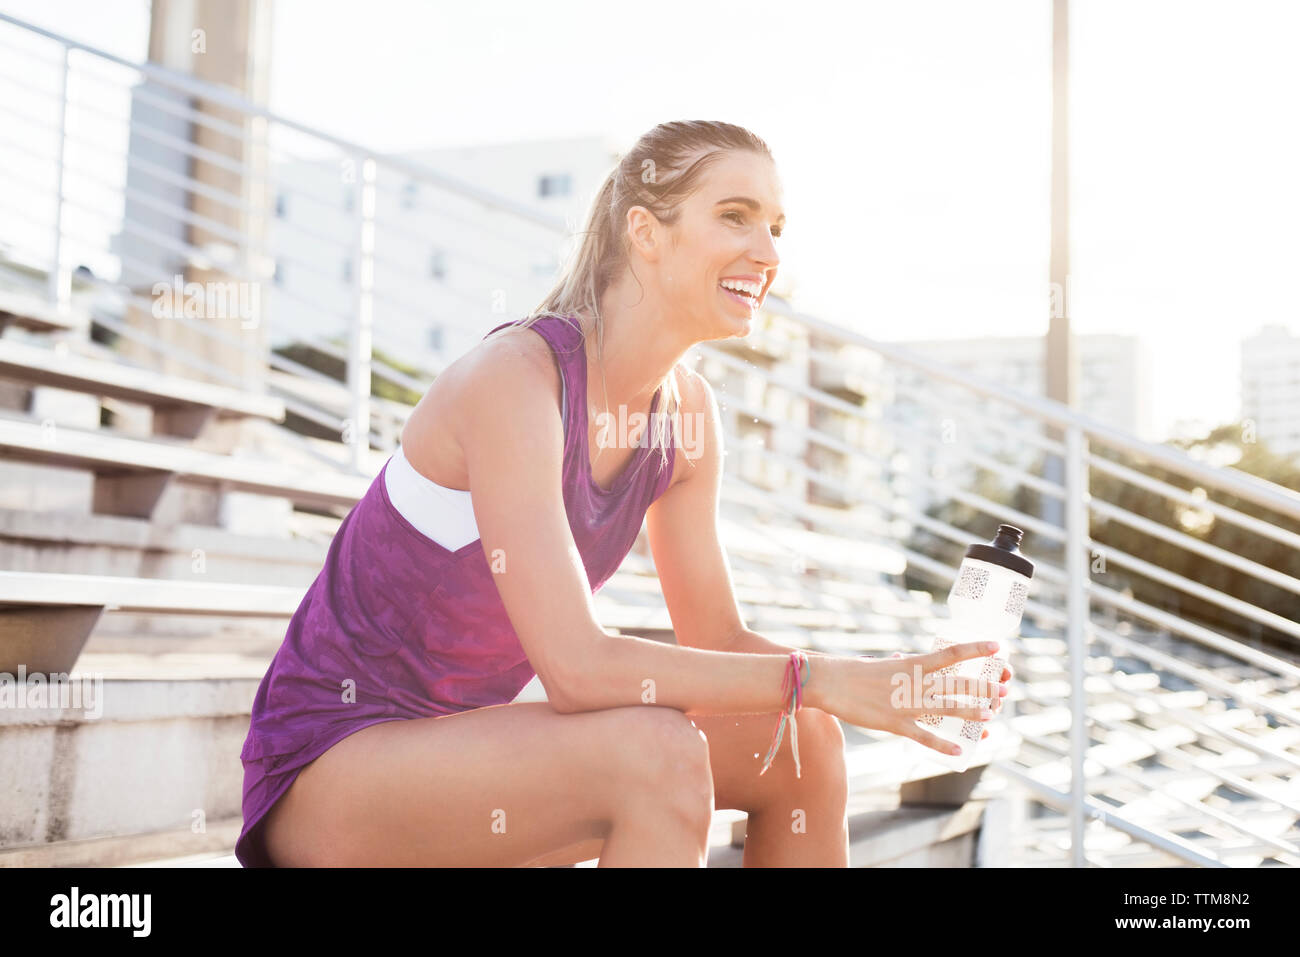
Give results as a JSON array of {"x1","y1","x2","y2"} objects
[
  {"x1": 799, "y1": 708, "x2": 846, "y2": 754},
  {"x1": 606, "y1": 707, "x2": 714, "y2": 823},
  {"x1": 789, "y1": 708, "x2": 849, "y2": 792}
]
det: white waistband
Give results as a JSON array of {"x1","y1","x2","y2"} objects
[{"x1": 384, "y1": 445, "x2": 480, "y2": 551}]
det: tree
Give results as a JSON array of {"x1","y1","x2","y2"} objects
[
  {"x1": 905, "y1": 418, "x2": 1298, "y2": 656},
  {"x1": 271, "y1": 337, "x2": 428, "y2": 441}
]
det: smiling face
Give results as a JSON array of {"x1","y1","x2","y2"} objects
[{"x1": 654, "y1": 149, "x2": 784, "y2": 341}]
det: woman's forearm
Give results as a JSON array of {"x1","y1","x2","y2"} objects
[
  {"x1": 720, "y1": 627, "x2": 840, "y2": 660},
  {"x1": 556, "y1": 631, "x2": 837, "y2": 717}
]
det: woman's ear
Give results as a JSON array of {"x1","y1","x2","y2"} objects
[{"x1": 625, "y1": 205, "x2": 663, "y2": 264}]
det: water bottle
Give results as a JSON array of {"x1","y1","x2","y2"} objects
[{"x1": 907, "y1": 524, "x2": 1034, "y2": 772}]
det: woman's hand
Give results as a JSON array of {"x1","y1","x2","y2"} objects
[
  {"x1": 814, "y1": 642, "x2": 1012, "y2": 755},
  {"x1": 874, "y1": 649, "x2": 1014, "y2": 744}
]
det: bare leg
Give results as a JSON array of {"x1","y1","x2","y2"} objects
[
  {"x1": 598, "y1": 714, "x2": 715, "y2": 867},
  {"x1": 260, "y1": 702, "x2": 715, "y2": 867},
  {"x1": 688, "y1": 708, "x2": 850, "y2": 866}
]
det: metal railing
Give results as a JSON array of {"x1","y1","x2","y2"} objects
[
  {"x1": 1, "y1": 11, "x2": 1297, "y2": 867},
  {"x1": 0, "y1": 11, "x2": 565, "y2": 469}
]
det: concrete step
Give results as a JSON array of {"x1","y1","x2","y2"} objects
[
  {"x1": 0, "y1": 287, "x2": 88, "y2": 335},
  {"x1": 0, "y1": 337, "x2": 285, "y2": 431},
  {"x1": 0, "y1": 676, "x2": 254, "y2": 853},
  {"x1": 0, "y1": 505, "x2": 325, "y2": 585},
  {"x1": 0, "y1": 817, "x2": 242, "y2": 868},
  {"x1": 0, "y1": 413, "x2": 370, "y2": 519},
  {"x1": 125, "y1": 851, "x2": 241, "y2": 867}
]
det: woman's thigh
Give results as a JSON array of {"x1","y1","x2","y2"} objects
[{"x1": 261, "y1": 701, "x2": 704, "y2": 867}]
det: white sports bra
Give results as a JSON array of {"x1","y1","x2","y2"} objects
[
  {"x1": 385, "y1": 367, "x2": 568, "y2": 550},
  {"x1": 385, "y1": 444, "x2": 480, "y2": 551}
]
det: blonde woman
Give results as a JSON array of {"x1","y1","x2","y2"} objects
[{"x1": 237, "y1": 120, "x2": 1012, "y2": 868}]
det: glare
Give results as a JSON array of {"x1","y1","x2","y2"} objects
[{"x1": 1, "y1": 0, "x2": 1295, "y2": 443}]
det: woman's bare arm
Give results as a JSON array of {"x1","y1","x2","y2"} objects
[
  {"x1": 445, "y1": 331, "x2": 818, "y2": 717},
  {"x1": 449, "y1": 331, "x2": 1000, "y2": 736}
]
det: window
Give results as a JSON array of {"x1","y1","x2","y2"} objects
[
  {"x1": 273, "y1": 260, "x2": 283, "y2": 286},
  {"x1": 343, "y1": 187, "x2": 354, "y2": 213},
  {"x1": 341, "y1": 258, "x2": 352, "y2": 283},
  {"x1": 429, "y1": 249, "x2": 446, "y2": 281},
  {"x1": 274, "y1": 192, "x2": 287, "y2": 218},
  {"x1": 538, "y1": 173, "x2": 571, "y2": 198},
  {"x1": 402, "y1": 180, "x2": 418, "y2": 210},
  {"x1": 429, "y1": 325, "x2": 443, "y2": 352}
]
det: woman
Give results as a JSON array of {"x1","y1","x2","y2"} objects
[{"x1": 236, "y1": 120, "x2": 1012, "y2": 868}]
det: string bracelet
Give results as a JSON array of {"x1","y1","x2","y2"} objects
[{"x1": 758, "y1": 650, "x2": 811, "y2": 778}]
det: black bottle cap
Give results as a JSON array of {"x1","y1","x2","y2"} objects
[{"x1": 964, "y1": 523, "x2": 1034, "y2": 578}]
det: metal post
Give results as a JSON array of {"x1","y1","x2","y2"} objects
[
  {"x1": 347, "y1": 155, "x2": 376, "y2": 472},
  {"x1": 1044, "y1": 0, "x2": 1077, "y2": 531},
  {"x1": 48, "y1": 45, "x2": 71, "y2": 312},
  {"x1": 1066, "y1": 422, "x2": 1089, "y2": 866}
]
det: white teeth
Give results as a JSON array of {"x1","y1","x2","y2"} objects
[{"x1": 720, "y1": 279, "x2": 760, "y2": 299}]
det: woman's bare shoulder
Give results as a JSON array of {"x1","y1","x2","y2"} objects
[
  {"x1": 460, "y1": 323, "x2": 560, "y2": 393},
  {"x1": 672, "y1": 360, "x2": 710, "y2": 409},
  {"x1": 401, "y1": 325, "x2": 563, "y2": 474}
]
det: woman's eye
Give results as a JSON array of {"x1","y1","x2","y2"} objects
[{"x1": 725, "y1": 210, "x2": 782, "y2": 238}]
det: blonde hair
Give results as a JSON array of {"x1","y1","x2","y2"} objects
[{"x1": 491, "y1": 120, "x2": 774, "y2": 476}]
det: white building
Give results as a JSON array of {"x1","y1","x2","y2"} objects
[
  {"x1": 881, "y1": 332, "x2": 1154, "y2": 518},
  {"x1": 1241, "y1": 324, "x2": 1300, "y2": 461},
  {"x1": 887, "y1": 333, "x2": 1152, "y2": 438},
  {"x1": 264, "y1": 135, "x2": 621, "y2": 373}
]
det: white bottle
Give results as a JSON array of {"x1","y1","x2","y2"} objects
[{"x1": 907, "y1": 524, "x2": 1033, "y2": 772}]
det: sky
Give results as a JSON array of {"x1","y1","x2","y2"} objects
[{"x1": 1, "y1": 0, "x2": 1297, "y2": 443}]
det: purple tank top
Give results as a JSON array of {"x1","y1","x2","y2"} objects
[{"x1": 234, "y1": 313, "x2": 676, "y2": 866}]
